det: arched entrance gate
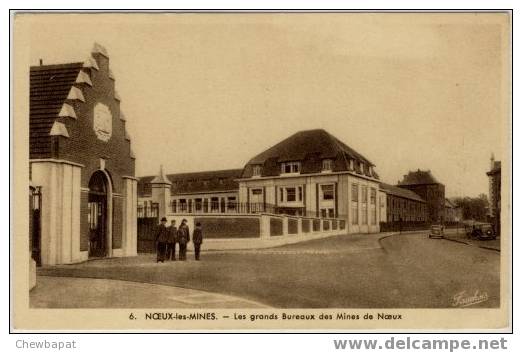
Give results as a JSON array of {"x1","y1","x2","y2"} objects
[{"x1": 88, "y1": 170, "x2": 112, "y2": 258}]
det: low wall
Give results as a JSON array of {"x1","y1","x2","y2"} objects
[
  {"x1": 194, "y1": 217, "x2": 260, "y2": 239},
  {"x1": 158, "y1": 212, "x2": 347, "y2": 251}
]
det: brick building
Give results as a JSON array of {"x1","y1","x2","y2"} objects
[
  {"x1": 487, "y1": 155, "x2": 501, "y2": 235},
  {"x1": 397, "y1": 170, "x2": 445, "y2": 224},
  {"x1": 29, "y1": 43, "x2": 138, "y2": 265},
  {"x1": 379, "y1": 182, "x2": 427, "y2": 223}
]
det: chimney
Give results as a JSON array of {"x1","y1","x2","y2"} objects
[
  {"x1": 39, "y1": 59, "x2": 43, "y2": 66},
  {"x1": 490, "y1": 153, "x2": 495, "y2": 170}
]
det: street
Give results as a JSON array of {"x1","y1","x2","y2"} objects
[{"x1": 32, "y1": 231, "x2": 500, "y2": 308}]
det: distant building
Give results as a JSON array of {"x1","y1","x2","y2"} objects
[
  {"x1": 398, "y1": 169, "x2": 445, "y2": 224},
  {"x1": 444, "y1": 198, "x2": 462, "y2": 222},
  {"x1": 379, "y1": 182, "x2": 427, "y2": 223},
  {"x1": 487, "y1": 155, "x2": 501, "y2": 235}
]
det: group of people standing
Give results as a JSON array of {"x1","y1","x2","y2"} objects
[{"x1": 154, "y1": 217, "x2": 203, "y2": 263}]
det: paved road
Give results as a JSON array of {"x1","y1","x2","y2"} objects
[
  {"x1": 31, "y1": 276, "x2": 268, "y2": 308},
  {"x1": 33, "y1": 231, "x2": 500, "y2": 308}
]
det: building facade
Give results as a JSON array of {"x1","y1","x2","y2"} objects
[
  {"x1": 236, "y1": 129, "x2": 382, "y2": 233},
  {"x1": 29, "y1": 43, "x2": 138, "y2": 265},
  {"x1": 137, "y1": 167, "x2": 243, "y2": 216},
  {"x1": 138, "y1": 129, "x2": 383, "y2": 234},
  {"x1": 137, "y1": 131, "x2": 452, "y2": 234},
  {"x1": 487, "y1": 155, "x2": 501, "y2": 235},
  {"x1": 379, "y1": 182, "x2": 427, "y2": 223},
  {"x1": 397, "y1": 170, "x2": 445, "y2": 224}
]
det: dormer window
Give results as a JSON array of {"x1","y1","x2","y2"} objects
[
  {"x1": 322, "y1": 159, "x2": 333, "y2": 172},
  {"x1": 281, "y1": 161, "x2": 300, "y2": 174},
  {"x1": 252, "y1": 165, "x2": 262, "y2": 177},
  {"x1": 349, "y1": 159, "x2": 354, "y2": 170}
]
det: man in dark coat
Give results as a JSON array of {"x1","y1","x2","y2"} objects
[
  {"x1": 155, "y1": 217, "x2": 169, "y2": 263},
  {"x1": 166, "y1": 219, "x2": 178, "y2": 261},
  {"x1": 192, "y1": 222, "x2": 203, "y2": 261},
  {"x1": 177, "y1": 219, "x2": 190, "y2": 261}
]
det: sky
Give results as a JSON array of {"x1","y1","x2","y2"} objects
[{"x1": 21, "y1": 13, "x2": 510, "y2": 197}]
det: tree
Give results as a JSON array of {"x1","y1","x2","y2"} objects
[{"x1": 451, "y1": 194, "x2": 490, "y2": 221}]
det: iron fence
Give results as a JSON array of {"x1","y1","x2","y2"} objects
[
  {"x1": 169, "y1": 200, "x2": 346, "y2": 220},
  {"x1": 137, "y1": 202, "x2": 159, "y2": 218}
]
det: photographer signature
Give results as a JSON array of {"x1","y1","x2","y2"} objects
[{"x1": 452, "y1": 290, "x2": 489, "y2": 307}]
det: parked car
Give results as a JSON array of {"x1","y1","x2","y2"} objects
[
  {"x1": 464, "y1": 222, "x2": 496, "y2": 240},
  {"x1": 429, "y1": 224, "x2": 444, "y2": 239}
]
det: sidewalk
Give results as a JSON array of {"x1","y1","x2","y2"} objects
[
  {"x1": 30, "y1": 276, "x2": 269, "y2": 308},
  {"x1": 443, "y1": 232, "x2": 501, "y2": 251}
]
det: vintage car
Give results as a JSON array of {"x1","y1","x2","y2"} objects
[
  {"x1": 464, "y1": 222, "x2": 496, "y2": 240},
  {"x1": 428, "y1": 224, "x2": 445, "y2": 239}
]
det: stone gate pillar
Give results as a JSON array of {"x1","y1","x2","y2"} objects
[{"x1": 150, "y1": 165, "x2": 171, "y2": 219}]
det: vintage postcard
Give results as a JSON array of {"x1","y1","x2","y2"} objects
[{"x1": 12, "y1": 11, "x2": 511, "y2": 331}]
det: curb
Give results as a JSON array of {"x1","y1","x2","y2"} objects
[{"x1": 443, "y1": 237, "x2": 500, "y2": 252}]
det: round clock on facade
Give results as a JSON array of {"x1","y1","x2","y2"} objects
[{"x1": 93, "y1": 103, "x2": 112, "y2": 142}]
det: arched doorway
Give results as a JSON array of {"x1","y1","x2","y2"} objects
[{"x1": 88, "y1": 170, "x2": 111, "y2": 258}]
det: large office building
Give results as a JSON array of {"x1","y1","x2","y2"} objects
[
  {"x1": 29, "y1": 43, "x2": 138, "y2": 265},
  {"x1": 139, "y1": 129, "x2": 383, "y2": 234},
  {"x1": 137, "y1": 131, "x2": 452, "y2": 233},
  {"x1": 236, "y1": 129, "x2": 382, "y2": 233}
]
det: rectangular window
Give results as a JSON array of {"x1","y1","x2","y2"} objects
[
  {"x1": 252, "y1": 189, "x2": 263, "y2": 195},
  {"x1": 286, "y1": 187, "x2": 296, "y2": 202},
  {"x1": 280, "y1": 188, "x2": 284, "y2": 202},
  {"x1": 211, "y1": 197, "x2": 219, "y2": 211},
  {"x1": 321, "y1": 184, "x2": 334, "y2": 200},
  {"x1": 351, "y1": 184, "x2": 358, "y2": 202},
  {"x1": 328, "y1": 208, "x2": 335, "y2": 218},
  {"x1": 322, "y1": 159, "x2": 333, "y2": 171},
  {"x1": 281, "y1": 161, "x2": 300, "y2": 174},
  {"x1": 171, "y1": 200, "x2": 177, "y2": 213},
  {"x1": 351, "y1": 184, "x2": 359, "y2": 224},
  {"x1": 298, "y1": 186, "x2": 303, "y2": 201},
  {"x1": 362, "y1": 186, "x2": 368, "y2": 203},
  {"x1": 371, "y1": 189, "x2": 377, "y2": 225},
  {"x1": 179, "y1": 199, "x2": 187, "y2": 212},
  {"x1": 194, "y1": 198, "x2": 202, "y2": 212},
  {"x1": 227, "y1": 197, "x2": 236, "y2": 210},
  {"x1": 321, "y1": 209, "x2": 327, "y2": 218},
  {"x1": 362, "y1": 203, "x2": 368, "y2": 224},
  {"x1": 252, "y1": 165, "x2": 262, "y2": 176},
  {"x1": 361, "y1": 186, "x2": 368, "y2": 224}
]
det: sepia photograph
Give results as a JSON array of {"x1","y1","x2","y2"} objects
[{"x1": 12, "y1": 10, "x2": 511, "y2": 330}]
